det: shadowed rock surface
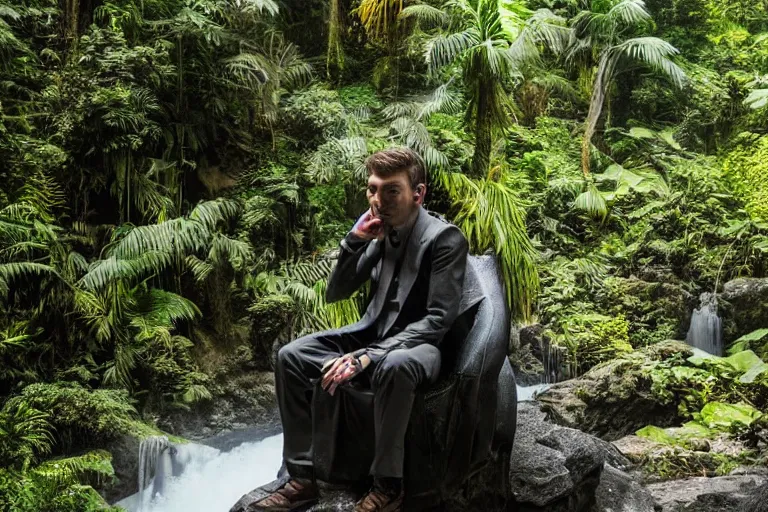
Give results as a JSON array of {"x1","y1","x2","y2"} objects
[{"x1": 646, "y1": 472, "x2": 767, "y2": 511}]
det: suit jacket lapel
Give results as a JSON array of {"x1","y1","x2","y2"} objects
[
  {"x1": 380, "y1": 207, "x2": 431, "y2": 336},
  {"x1": 365, "y1": 242, "x2": 394, "y2": 323}
]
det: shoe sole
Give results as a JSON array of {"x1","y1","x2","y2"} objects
[
  {"x1": 250, "y1": 497, "x2": 319, "y2": 512},
  {"x1": 354, "y1": 497, "x2": 403, "y2": 512}
]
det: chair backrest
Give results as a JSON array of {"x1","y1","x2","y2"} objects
[{"x1": 440, "y1": 253, "x2": 510, "y2": 378}]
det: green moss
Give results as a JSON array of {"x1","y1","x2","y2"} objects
[
  {"x1": 721, "y1": 132, "x2": 768, "y2": 220},
  {"x1": 643, "y1": 446, "x2": 756, "y2": 480},
  {"x1": 574, "y1": 314, "x2": 634, "y2": 370},
  {"x1": 598, "y1": 277, "x2": 692, "y2": 346}
]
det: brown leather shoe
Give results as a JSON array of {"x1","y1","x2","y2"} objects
[
  {"x1": 250, "y1": 478, "x2": 319, "y2": 511},
  {"x1": 354, "y1": 489, "x2": 404, "y2": 512}
]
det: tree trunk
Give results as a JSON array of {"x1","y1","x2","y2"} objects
[{"x1": 472, "y1": 79, "x2": 491, "y2": 177}]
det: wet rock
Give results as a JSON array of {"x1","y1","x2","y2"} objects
[
  {"x1": 720, "y1": 277, "x2": 768, "y2": 342},
  {"x1": 101, "y1": 433, "x2": 142, "y2": 504},
  {"x1": 592, "y1": 464, "x2": 656, "y2": 512},
  {"x1": 507, "y1": 403, "x2": 631, "y2": 510},
  {"x1": 646, "y1": 473, "x2": 767, "y2": 511},
  {"x1": 742, "y1": 482, "x2": 768, "y2": 512},
  {"x1": 537, "y1": 341, "x2": 693, "y2": 440}
]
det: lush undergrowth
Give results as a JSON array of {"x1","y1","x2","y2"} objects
[{"x1": 1, "y1": 0, "x2": 768, "y2": 508}]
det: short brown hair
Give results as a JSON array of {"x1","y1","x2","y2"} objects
[{"x1": 364, "y1": 147, "x2": 426, "y2": 190}]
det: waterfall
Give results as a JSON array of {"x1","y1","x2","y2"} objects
[
  {"x1": 543, "y1": 340, "x2": 565, "y2": 384},
  {"x1": 138, "y1": 436, "x2": 170, "y2": 510},
  {"x1": 116, "y1": 434, "x2": 282, "y2": 512},
  {"x1": 686, "y1": 292, "x2": 723, "y2": 356}
]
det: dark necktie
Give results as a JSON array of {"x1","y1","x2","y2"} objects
[{"x1": 389, "y1": 229, "x2": 401, "y2": 248}]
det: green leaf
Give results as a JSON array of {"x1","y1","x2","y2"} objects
[
  {"x1": 733, "y1": 329, "x2": 768, "y2": 343},
  {"x1": 658, "y1": 128, "x2": 682, "y2": 150},
  {"x1": 636, "y1": 425, "x2": 674, "y2": 444},
  {"x1": 723, "y1": 350, "x2": 766, "y2": 373},
  {"x1": 699, "y1": 402, "x2": 762, "y2": 430},
  {"x1": 675, "y1": 421, "x2": 714, "y2": 439},
  {"x1": 740, "y1": 363, "x2": 768, "y2": 384},
  {"x1": 628, "y1": 126, "x2": 656, "y2": 139}
]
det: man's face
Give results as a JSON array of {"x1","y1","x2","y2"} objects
[{"x1": 366, "y1": 170, "x2": 422, "y2": 228}]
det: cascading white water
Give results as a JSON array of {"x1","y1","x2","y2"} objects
[
  {"x1": 517, "y1": 383, "x2": 549, "y2": 401},
  {"x1": 137, "y1": 436, "x2": 170, "y2": 510},
  {"x1": 117, "y1": 434, "x2": 283, "y2": 512},
  {"x1": 686, "y1": 292, "x2": 723, "y2": 356}
]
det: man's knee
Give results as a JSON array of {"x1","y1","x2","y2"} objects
[
  {"x1": 373, "y1": 345, "x2": 440, "y2": 386},
  {"x1": 277, "y1": 338, "x2": 308, "y2": 369}
]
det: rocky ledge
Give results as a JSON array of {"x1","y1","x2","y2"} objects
[
  {"x1": 232, "y1": 403, "x2": 645, "y2": 512},
  {"x1": 231, "y1": 400, "x2": 768, "y2": 512}
]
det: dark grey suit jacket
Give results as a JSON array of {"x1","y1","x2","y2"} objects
[{"x1": 326, "y1": 206, "x2": 469, "y2": 364}]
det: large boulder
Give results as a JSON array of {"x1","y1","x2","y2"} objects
[
  {"x1": 537, "y1": 341, "x2": 693, "y2": 441},
  {"x1": 598, "y1": 277, "x2": 697, "y2": 346},
  {"x1": 720, "y1": 277, "x2": 768, "y2": 342},
  {"x1": 593, "y1": 464, "x2": 656, "y2": 512},
  {"x1": 646, "y1": 472, "x2": 767, "y2": 511},
  {"x1": 230, "y1": 403, "x2": 650, "y2": 512}
]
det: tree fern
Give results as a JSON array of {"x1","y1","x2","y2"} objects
[{"x1": 0, "y1": 401, "x2": 54, "y2": 471}]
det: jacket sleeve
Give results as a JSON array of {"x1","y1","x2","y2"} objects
[
  {"x1": 325, "y1": 232, "x2": 382, "y2": 303},
  {"x1": 356, "y1": 226, "x2": 468, "y2": 364}
]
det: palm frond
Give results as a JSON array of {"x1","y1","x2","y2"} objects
[
  {"x1": 0, "y1": 262, "x2": 58, "y2": 299},
  {"x1": 224, "y1": 52, "x2": 270, "y2": 87},
  {"x1": 399, "y1": 4, "x2": 449, "y2": 27},
  {"x1": 139, "y1": 288, "x2": 201, "y2": 327},
  {"x1": 612, "y1": 37, "x2": 686, "y2": 88},
  {"x1": 208, "y1": 233, "x2": 252, "y2": 270},
  {"x1": 574, "y1": 182, "x2": 608, "y2": 219},
  {"x1": 189, "y1": 198, "x2": 241, "y2": 231},
  {"x1": 426, "y1": 29, "x2": 480, "y2": 71},
  {"x1": 234, "y1": 0, "x2": 279, "y2": 16},
  {"x1": 186, "y1": 256, "x2": 215, "y2": 282},
  {"x1": 0, "y1": 400, "x2": 54, "y2": 470},
  {"x1": 31, "y1": 450, "x2": 115, "y2": 488},
  {"x1": 437, "y1": 169, "x2": 539, "y2": 320},
  {"x1": 79, "y1": 251, "x2": 174, "y2": 290},
  {"x1": 607, "y1": 0, "x2": 651, "y2": 27}
]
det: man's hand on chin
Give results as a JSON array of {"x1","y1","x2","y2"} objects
[
  {"x1": 320, "y1": 353, "x2": 372, "y2": 395},
  {"x1": 352, "y1": 209, "x2": 386, "y2": 241}
]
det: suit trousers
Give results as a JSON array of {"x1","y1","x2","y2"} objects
[{"x1": 275, "y1": 330, "x2": 441, "y2": 480}]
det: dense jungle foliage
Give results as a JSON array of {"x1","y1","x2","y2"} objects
[{"x1": 1, "y1": 0, "x2": 768, "y2": 508}]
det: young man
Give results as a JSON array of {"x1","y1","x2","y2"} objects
[{"x1": 254, "y1": 147, "x2": 468, "y2": 512}]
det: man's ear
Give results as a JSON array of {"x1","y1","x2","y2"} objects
[{"x1": 413, "y1": 184, "x2": 426, "y2": 205}]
